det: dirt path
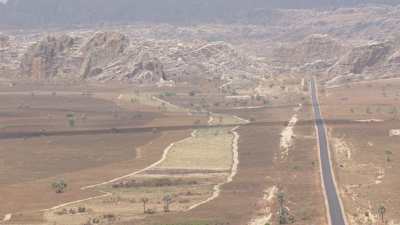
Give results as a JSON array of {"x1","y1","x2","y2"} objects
[
  {"x1": 247, "y1": 185, "x2": 277, "y2": 225},
  {"x1": 41, "y1": 191, "x2": 112, "y2": 212},
  {"x1": 81, "y1": 143, "x2": 177, "y2": 190},
  {"x1": 41, "y1": 133, "x2": 193, "y2": 212}
]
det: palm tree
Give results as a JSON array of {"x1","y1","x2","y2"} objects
[
  {"x1": 163, "y1": 194, "x2": 172, "y2": 212},
  {"x1": 141, "y1": 197, "x2": 149, "y2": 213},
  {"x1": 378, "y1": 205, "x2": 386, "y2": 223},
  {"x1": 277, "y1": 192, "x2": 287, "y2": 224}
]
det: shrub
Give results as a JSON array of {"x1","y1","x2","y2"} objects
[
  {"x1": 52, "y1": 180, "x2": 68, "y2": 193},
  {"x1": 78, "y1": 207, "x2": 86, "y2": 213},
  {"x1": 145, "y1": 208, "x2": 156, "y2": 214}
]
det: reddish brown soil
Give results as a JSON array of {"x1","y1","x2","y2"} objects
[
  {"x1": 0, "y1": 93, "x2": 158, "y2": 133},
  {"x1": 0, "y1": 130, "x2": 189, "y2": 217},
  {"x1": 321, "y1": 79, "x2": 400, "y2": 224}
]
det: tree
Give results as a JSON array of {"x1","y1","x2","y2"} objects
[
  {"x1": 66, "y1": 113, "x2": 75, "y2": 128},
  {"x1": 52, "y1": 180, "x2": 68, "y2": 193},
  {"x1": 163, "y1": 194, "x2": 172, "y2": 212},
  {"x1": 141, "y1": 197, "x2": 149, "y2": 214},
  {"x1": 378, "y1": 205, "x2": 386, "y2": 223}
]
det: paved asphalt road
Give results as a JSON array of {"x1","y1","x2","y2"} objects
[{"x1": 310, "y1": 79, "x2": 346, "y2": 225}]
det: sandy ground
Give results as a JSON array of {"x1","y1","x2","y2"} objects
[
  {"x1": 187, "y1": 126, "x2": 241, "y2": 211},
  {"x1": 42, "y1": 110, "x2": 242, "y2": 225},
  {"x1": 280, "y1": 105, "x2": 301, "y2": 160},
  {"x1": 247, "y1": 185, "x2": 277, "y2": 225},
  {"x1": 321, "y1": 79, "x2": 400, "y2": 225}
]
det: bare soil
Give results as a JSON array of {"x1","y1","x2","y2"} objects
[{"x1": 321, "y1": 79, "x2": 400, "y2": 225}]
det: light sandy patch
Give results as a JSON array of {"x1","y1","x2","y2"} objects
[
  {"x1": 116, "y1": 93, "x2": 186, "y2": 113},
  {"x1": 209, "y1": 113, "x2": 250, "y2": 125},
  {"x1": 187, "y1": 126, "x2": 240, "y2": 211},
  {"x1": 230, "y1": 105, "x2": 266, "y2": 110},
  {"x1": 135, "y1": 147, "x2": 143, "y2": 159},
  {"x1": 158, "y1": 127, "x2": 234, "y2": 170},
  {"x1": 233, "y1": 115, "x2": 251, "y2": 124},
  {"x1": 82, "y1": 133, "x2": 195, "y2": 190},
  {"x1": 388, "y1": 220, "x2": 400, "y2": 225},
  {"x1": 280, "y1": 113, "x2": 299, "y2": 160},
  {"x1": 3, "y1": 213, "x2": 12, "y2": 222},
  {"x1": 265, "y1": 186, "x2": 278, "y2": 202},
  {"x1": 151, "y1": 96, "x2": 187, "y2": 112},
  {"x1": 333, "y1": 137, "x2": 352, "y2": 163},
  {"x1": 389, "y1": 129, "x2": 400, "y2": 137},
  {"x1": 349, "y1": 205, "x2": 378, "y2": 225},
  {"x1": 375, "y1": 167, "x2": 385, "y2": 184},
  {"x1": 219, "y1": 78, "x2": 233, "y2": 89},
  {"x1": 208, "y1": 114, "x2": 214, "y2": 125},
  {"x1": 247, "y1": 186, "x2": 277, "y2": 225},
  {"x1": 355, "y1": 119, "x2": 384, "y2": 123},
  {"x1": 248, "y1": 213, "x2": 272, "y2": 225},
  {"x1": 42, "y1": 191, "x2": 112, "y2": 212},
  {"x1": 280, "y1": 105, "x2": 302, "y2": 160}
]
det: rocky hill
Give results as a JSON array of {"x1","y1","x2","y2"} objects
[
  {"x1": 80, "y1": 32, "x2": 129, "y2": 79},
  {"x1": 16, "y1": 31, "x2": 267, "y2": 89},
  {"x1": 4, "y1": 4, "x2": 400, "y2": 86},
  {"x1": 20, "y1": 35, "x2": 79, "y2": 79}
]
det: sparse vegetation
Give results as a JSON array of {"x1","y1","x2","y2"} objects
[
  {"x1": 163, "y1": 194, "x2": 173, "y2": 212},
  {"x1": 51, "y1": 180, "x2": 68, "y2": 193},
  {"x1": 141, "y1": 197, "x2": 149, "y2": 213},
  {"x1": 378, "y1": 205, "x2": 386, "y2": 223},
  {"x1": 66, "y1": 113, "x2": 75, "y2": 127}
]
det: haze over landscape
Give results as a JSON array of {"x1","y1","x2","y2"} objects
[
  {"x1": 0, "y1": 0, "x2": 400, "y2": 26},
  {"x1": 1, "y1": 1, "x2": 400, "y2": 225}
]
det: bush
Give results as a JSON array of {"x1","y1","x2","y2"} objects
[
  {"x1": 163, "y1": 92, "x2": 176, "y2": 97},
  {"x1": 145, "y1": 208, "x2": 156, "y2": 214},
  {"x1": 52, "y1": 180, "x2": 67, "y2": 193},
  {"x1": 103, "y1": 214, "x2": 116, "y2": 221},
  {"x1": 78, "y1": 207, "x2": 86, "y2": 213}
]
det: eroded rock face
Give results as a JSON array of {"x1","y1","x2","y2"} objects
[
  {"x1": 125, "y1": 54, "x2": 167, "y2": 83},
  {"x1": 272, "y1": 34, "x2": 344, "y2": 66},
  {"x1": 388, "y1": 50, "x2": 400, "y2": 64},
  {"x1": 0, "y1": 34, "x2": 9, "y2": 48},
  {"x1": 20, "y1": 35, "x2": 76, "y2": 79},
  {"x1": 80, "y1": 32, "x2": 129, "y2": 78},
  {"x1": 330, "y1": 42, "x2": 393, "y2": 75}
]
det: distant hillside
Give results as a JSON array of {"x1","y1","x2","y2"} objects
[{"x1": 0, "y1": 0, "x2": 399, "y2": 27}]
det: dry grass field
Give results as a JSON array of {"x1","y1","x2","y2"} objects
[
  {"x1": 0, "y1": 81, "x2": 200, "y2": 224},
  {"x1": 0, "y1": 78, "x2": 328, "y2": 225},
  {"x1": 129, "y1": 100, "x2": 327, "y2": 225},
  {"x1": 320, "y1": 79, "x2": 400, "y2": 225},
  {"x1": 42, "y1": 111, "x2": 238, "y2": 225}
]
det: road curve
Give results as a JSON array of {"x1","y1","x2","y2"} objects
[{"x1": 310, "y1": 78, "x2": 347, "y2": 225}]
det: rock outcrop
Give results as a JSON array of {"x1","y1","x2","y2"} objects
[
  {"x1": 80, "y1": 32, "x2": 129, "y2": 78},
  {"x1": 0, "y1": 34, "x2": 9, "y2": 48},
  {"x1": 272, "y1": 34, "x2": 345, "y2": 67},
  {"x1": 124, "y1": 54, "x2": 167, "y2": 83},
  {"x1": 20, "y1": 35, "x2": 78, "y2": 79},
  {"x1": 330, "y1": 42, "x2": 393, "y2": 75}
]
